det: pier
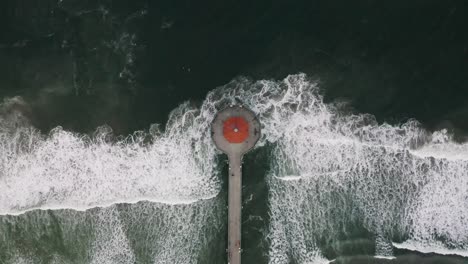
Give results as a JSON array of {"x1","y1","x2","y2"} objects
[{"x1": 211, "y1": 105, "x2": 261, "y2": 264}]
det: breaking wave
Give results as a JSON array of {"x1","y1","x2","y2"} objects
[
  {"x1": 206, "y1": 74, "x2": 468, "y2": 263},
  {"x1": 1, "y1": 74, "x2": 467, "y2": 263},
  {"x1": 0, "y1": 97, "x2": 220, "y2": 215},
  {"x1": 0, "y1": 96, "x2": 224, "y2": 263}
]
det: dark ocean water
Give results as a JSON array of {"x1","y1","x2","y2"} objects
[{"x1": 0, "y1": 1, "x2": 467, "y2": 263}]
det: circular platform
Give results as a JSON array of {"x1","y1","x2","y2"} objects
[{"x1": 211, "y1": 105, "x2": 261, "y2": 156}]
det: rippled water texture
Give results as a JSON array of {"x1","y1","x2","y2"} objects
[{"x1": 1, "y1": 75, "x2": 468, "y2": 263}]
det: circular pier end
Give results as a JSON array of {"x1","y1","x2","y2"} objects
[{"x1": 211, "y1": 105, "x2": 261, "y2": 155}]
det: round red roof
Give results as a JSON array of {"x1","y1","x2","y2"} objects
[{"x1": 223, "y1": 117, "x2": 249, "y2": 143}]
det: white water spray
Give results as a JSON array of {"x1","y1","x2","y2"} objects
[
  {"x1": 206, "y1": 74, "x2": 468, "y2": 263},
  {"x1": 1, "y1": 74, "x2": 468, "y2": 263},
  {"x1": 0, "y1": 97, "x2": 223, "y2": 263},
  {"x1": 0, "y1": 99, "x2": 220, "y2": 214}
]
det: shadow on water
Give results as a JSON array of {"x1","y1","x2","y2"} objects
[
  {"x1": 241, "y1": 147, "x2": 271, "y2": 263},
  {"x1": 213, "y1": 146, "x2": 271, "y2": 264}
]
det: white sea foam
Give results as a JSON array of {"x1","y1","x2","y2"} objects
[
  {"x1": 411, "y1": 129, "x2": 468, "y2": 160},
  {"x1": 0, "y1": 99, "x2": 220, "y2": 215},
  {"x1": 205, "y1": 74, "x2": 468, "y2": 263},
  {"x1": 393, "y1": 240, "x2": 468, "y2": 257},
  {"x1": 90, "y1": 206, "x2": 136, "y2": 264},
  {"x1": 0, "y1": 94, "x2": 224, "y2": 263},
  {"x1": 374, "y1": 255, "x2": 396, "y2": 260},
  {"x1": 1, "y1": 74, "x2": 468, "y2": 263},
  {"x1": 0, "y1": 199, "x2": 223, "y2": 264}
]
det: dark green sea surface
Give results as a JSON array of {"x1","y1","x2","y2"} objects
[{"x1": 0, "y1": 0, "x2": 467, "y2": 263}]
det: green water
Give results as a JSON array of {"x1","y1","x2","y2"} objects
[
  {"x1": 1, "y1": 146, "x2": 467, "y2": 263},
  {"x1": 1, "y1": 0, "x2": 468, "y2": 263}
]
